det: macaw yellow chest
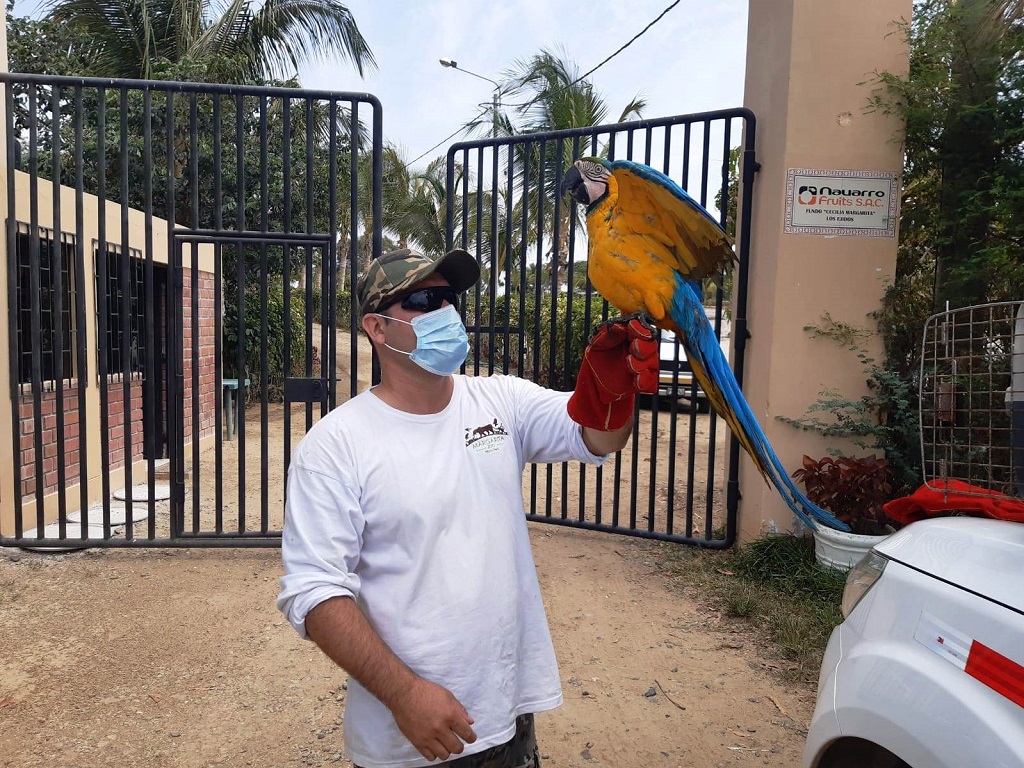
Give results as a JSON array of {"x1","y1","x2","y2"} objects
[{"x1": 583, "y1": 203, "x2": 678, "y2": 324}]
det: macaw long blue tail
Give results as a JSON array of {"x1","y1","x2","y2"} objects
[{"x1": 670, "y1": 279, "x2": 849, "y2": 532}]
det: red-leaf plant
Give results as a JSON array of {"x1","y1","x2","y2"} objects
[{"x1": 792, "y1": 455, "x2": 897, "y2": 536}]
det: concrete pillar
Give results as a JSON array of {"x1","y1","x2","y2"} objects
[{"x1": 737, "y1": 0, "x2": 911, "y2": 540}]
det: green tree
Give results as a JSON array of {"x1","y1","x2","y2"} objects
[
  {"x1": 42, "y1": 0, "x2": 375, "y2": 83},
  {"x1": 5, "y1": 0, "x2": 99, "y2": 76},
  {"x1": 872, "y1": 0, "x2": 1024, "y2": 312},
  {"x1": 820, "y1": 0, "x2": 1024, "y2": 489}
]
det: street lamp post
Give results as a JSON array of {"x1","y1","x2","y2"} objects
[{"x1": 439, "y1": 58, "x2": 499, "y2": 139}]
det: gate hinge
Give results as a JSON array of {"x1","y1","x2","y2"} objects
[{"x1": 742, "y1": 149, "x2": 761, "y2": 184}]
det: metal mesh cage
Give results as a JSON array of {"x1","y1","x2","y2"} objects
[{"x1": 919, "y1": 300, "x2": 1024, "y2": 498}]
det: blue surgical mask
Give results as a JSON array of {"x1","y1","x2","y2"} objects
[{"x1": 378, "y1": 304, "x2": 469, "y2": 376}]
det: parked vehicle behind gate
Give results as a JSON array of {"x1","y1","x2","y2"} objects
[
  {"x1": 802, "y1": 517, "x2": 1024, "y2": 768},
  {"x1": 657, "y1": 312, "x2": 731, "y2": 408}
]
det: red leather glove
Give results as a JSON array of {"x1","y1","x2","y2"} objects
[{"x1": 567, "y1": 314, "x2": 660, "y2": 431}]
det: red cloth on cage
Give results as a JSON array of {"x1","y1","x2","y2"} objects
[{"x1": 883, "y1": 479, "x2": 1024, "y2": 525}]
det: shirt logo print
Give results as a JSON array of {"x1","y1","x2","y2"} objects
[{"x1": 465, "y1": 418, "x2": 509, "y2": 454}]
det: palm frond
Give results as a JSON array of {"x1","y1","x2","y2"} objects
[
  {"x1": 46, "y1": 0, "x2": 160, "y2": 78},
  {"x1": 244, "y1": 0, "x2": 376, "y2": 80}
]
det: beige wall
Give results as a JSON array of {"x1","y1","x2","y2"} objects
[
  {"x1": 738, "y1": 0, "x2": 911, "y2": 540},
  {"x1": 0, "y1": 170, "x2": 216, "y2": 533}
]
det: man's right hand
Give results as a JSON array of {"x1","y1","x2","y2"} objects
[{"x1": 390, "y1": 677, "x2": 477, "y2": 762}]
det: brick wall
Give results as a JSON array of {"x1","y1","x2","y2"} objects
[
  {"x1": 18, "y1": 266, "x2": 217, "y2": 501},
  {"x1": 181, "y1": 268, "x2": 218, "y2": 440}
]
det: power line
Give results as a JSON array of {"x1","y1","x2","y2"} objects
[
  {"x1": 408, "y1": 105, "x2": 491, "y2": 167},
  {"x1": 504, "y1": 0, "x2": 683, "y2": 109},
  {"x1": 408, "y1": 0, "x2": 682, "y2": 165}
]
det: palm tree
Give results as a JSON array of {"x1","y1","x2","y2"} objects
[
  {"x1": 492, "y1": 48, "x2": 646, "y2": 289},
  {"x1": 397, "y1": 156, "x2": 452, "y2": 257},
  {"x1": 44, "y1": 0, "x2": 376, "y2": 83}
]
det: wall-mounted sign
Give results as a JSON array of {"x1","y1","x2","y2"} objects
[{"x1": 784, "y1": 168, "x2": 898, "y2": 237}]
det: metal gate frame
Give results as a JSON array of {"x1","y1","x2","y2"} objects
[
  {"x1": 0, "y1": 72, "x2": 381, "y2": 549},
  {"x1": 445, "y1": 109, "x2": 758, "y2": 547}
]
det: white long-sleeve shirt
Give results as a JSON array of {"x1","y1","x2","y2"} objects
[{"x1": 277, "y1": 374, "x2": 607, "y2": 768}]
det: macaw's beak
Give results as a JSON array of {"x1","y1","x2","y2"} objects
[{"x1": 559, "y1": 164, "x2": 585, "y2": 204}]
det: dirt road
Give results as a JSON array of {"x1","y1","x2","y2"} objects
[{"x1": 0, "y1": 524, "x2": 814, "y2": 768}]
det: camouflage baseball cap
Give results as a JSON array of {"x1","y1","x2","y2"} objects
[{"x1": 357, "y1": 248, "x2": 480, "y2": 316}]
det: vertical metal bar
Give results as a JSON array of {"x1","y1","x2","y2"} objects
[
  {"x1": 147, "y1": 87, "x2": 159, "y2": 539},
  {"x1": 571, "y1": 132, "x2": 590, "y2": 522},
  {"x1": 73, "y1": 86, "x2": 90, "y2": 536},
  {"x1": 681, "y1": 123, "x2": 692, "y2": 191},
  {"x1": 50, "y1": 84, "x2": 69, "y2": 535},
  {"x1": 700, "y1": 121, "x2": 712, "y2": 207},
  {"x1": 518, "y1": 146, "x2": 529, "y2": 380},
  {"x1": 305, "y1": 98, "x2": 314, "y2": 433},
  {"x1": 662, "y1": 126, "x2": 678, "y2": 535},
  {"x1": 370, "y1": 98, "x2": 383, "y2": 264},
  {"x1": 188, "y1": 92, "x2": 200, "y2": 535},
  {"x1": 119, "y1": 86, "x2": 134, "y2": 532},
  {"x1": 552, "y1": 140, "x2": 569, "y2": 521},
  {"x1": 503, "y1": 144, "x2": 513, "y2": 375},
  {"x1": 213, "y1": 94, "x2": 224, "y2": 533},
  {"x1": 280, "y1": 102, "x2": 292, "y2": 481},
  {"x1": 165, "y1": 90, "x2": 182, "y2": 539},
  {"x1": 5, "y1": 83, "x2": 24, "y2": 538},
  {"x1": 702, "y1": 118, "x2": 731, "y2": 532},
  {"x1": 259, "y1": 95, "x2": 269, "y2": 534},
  {"x1": 540, "y1": 140, "x2": 556, "y2": 518},
  {"x1": 27, "y1": 84, "x2": 46, "y2": 535},
  {"x1": 473, "y1": 148, "x2": 483, "y2": 376},
  {"x1": 445, "y1": 145, "x2": 455, "y2": 252},
  {"x1": 726, "y1": 114, "x2": 758, "y2": 545},
  {"x1": 96, "y1": 86, "x2": 112, "y2": 533},
  {"x1": 348, "y1": 101, "x2": 359, "y2": 394},
  {"x1": 530, "y1": 140, "x2": 543, "y2": 514},
  {"x1": 327, "y1": 99, "x2": 339, "y2": 414},
  {"x1": 662, "y1": 123, "x2": 673, "y2": 174},
  {"x1": 283, "y1": 97, "x2": 293, "y2": 471},
  {"x1": 488, "y1": 145, "x2": 498, "y2": 375},
  {"x1": 235, "y1": 93, "x2": 246, "y2": 532}
]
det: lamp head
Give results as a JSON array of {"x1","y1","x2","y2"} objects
[{"x1": 439, "y1": 58, "x2": 457, "y2": 68}]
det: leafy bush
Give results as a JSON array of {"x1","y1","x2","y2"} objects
[
  {"x1": 780, "y1": 313, "x2": 922, "y2": 496},
  {"x1": 476, "y1": 290, "x2": 609, "y2": 388},
  {"x1": 791, "y1": 455, "x2": 896, "y2": 536},
  {"x1": 223, "y1": 284, "x2": 316, "y2": 402}
]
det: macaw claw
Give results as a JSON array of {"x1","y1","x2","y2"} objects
[{"x1": 593, "y1": 311, "x2": 658, "y2": 340}]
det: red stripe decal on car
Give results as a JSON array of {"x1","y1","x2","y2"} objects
[{"x1": 965, "y1": 641, "x2": 1024, "y2": 709}]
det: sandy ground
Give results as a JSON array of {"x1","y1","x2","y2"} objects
[{"x1": 0, "y1": 331, "x2": 817, "y2": 768}]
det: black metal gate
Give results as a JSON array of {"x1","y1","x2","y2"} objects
[
  {"x1": 0, "y1": 74, "x2": 754, "y2": 551},
  {"x1": 445, "y1": 109, "x2": 757, "y2": 547},
  {"x1": 0, "y1": 73, "x2": 381, "y2": 549}
]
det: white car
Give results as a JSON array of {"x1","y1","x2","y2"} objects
[
  {"x1": 803, "y1": 517, "x2": 1024, "y2": 768},
  {"x1": 657, "y1": 318, "x2": 731, "y2": 406}
]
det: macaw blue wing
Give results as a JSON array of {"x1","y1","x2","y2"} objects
[{"x1": 671, "y1": 278, "x2": 849, "y2": 532}]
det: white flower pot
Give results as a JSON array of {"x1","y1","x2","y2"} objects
[{"x1": 812, "y1": 524, "x2": 889, "y2": 572}]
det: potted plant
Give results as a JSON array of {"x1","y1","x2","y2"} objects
[{"x1": 792, "y1": 455, "x2": 899, "y2": 571}]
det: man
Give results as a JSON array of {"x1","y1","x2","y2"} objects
[{"x1": 277, "y1": 248, "x2": 658, "y2": 768}]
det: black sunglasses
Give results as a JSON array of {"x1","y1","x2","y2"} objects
[{"x1": 380, "y1": 287, "x2": 460, "y2": 314}]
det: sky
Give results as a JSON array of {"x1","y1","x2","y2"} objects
[{"x1": 299, "y1": 0, "x2": 750, "y2": 172}]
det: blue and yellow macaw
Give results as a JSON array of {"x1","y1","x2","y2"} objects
[{"x1": 560, "y1": 157, "x2": 848, "y2": 532}]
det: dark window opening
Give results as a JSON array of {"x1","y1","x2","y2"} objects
[
  {"x1": 95, "y1": 243, "x2": 149, "y2": 380},
  {"x1": 16, "y1": 222, "x2": 77, "y2": 389}
]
